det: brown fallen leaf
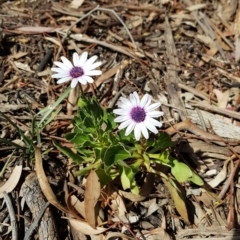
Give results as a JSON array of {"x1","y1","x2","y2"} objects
[
  {"x1": 162, "y1": 178, "x2": 190, "y2": 224},
  {"x1": 0, "y1": 165, "x2": 22, "y2": 198},
  {"x1": 71, "y1": 195, "x2": 86, "y2": 219},
  {"x1": 66, "y1": 193, "x2": 85, "y2": 221},
  {"x1": 165, "y1": 118, "x2": 226, "y2": 146},
  {"x1": 84, "y1": 170, "x2": 101, "y2": 229},
  {"x1": 94, "y1": 60, "x2": 130, "y2": 88},
  {"x1": 34, "y1": 146, "x2": 69, "y2": 214},
  {"x1": 13, "y1": 26, "x2": 59, "y2": 34},
  {"x1": 68, "y1": 218, "x2": 107, "y2": 235},
  {"x1": 146, "y1": 227, "x2": 171, "y2": 240}
]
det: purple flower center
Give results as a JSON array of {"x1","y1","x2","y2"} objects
[
  {"x1": 130, "y1": 107, "x2": 146, "y2": 123},
  {"x1": 70, "y1": 67, "x2": 84, "y2": 78}
]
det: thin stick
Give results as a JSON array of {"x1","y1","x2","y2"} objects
[
  {"x1": 23, "y1": 202, "x2": 50, "y2": 240},
  {"x1": 3, "y1": 192, "x2": 18, "y2": 240},
  {"x1": 55, "y1": 5, "x2": 137, "y2": 59},
  {"x1": 56, "y1": 5, "x2": 100, "y2": 60}
]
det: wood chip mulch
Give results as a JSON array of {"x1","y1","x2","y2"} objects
[{"x1": 1, "y1": 0, "x2": 240, "y2": 239}]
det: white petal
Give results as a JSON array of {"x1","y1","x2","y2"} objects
[
  {"x1": 146, "y1": 111, "x2": 164, "y2": 118},
  {"x1": 71, "y1": 79, "x2": 79, "y2": 88},
  {"x1": 125, "y1": 121, "x2": 136, "y2": 136},
  {"x1": 52, "y1": 72, "x2": 70, "y2": 78},
  {"x1": 119, "y1": 119, "x2": 133, "y2": 130},
  {"x1": 130, "y1": 92, "x2": 140, "y2": 106},
  {"x1": 145, "y1": 117, "x2": 162, "y2": 127},
  {"x1": 146, "y1": 102, "x2": 161, "y2": 112},
  {"x1": 51, "y1": 67, "x2": 68, "y2": 74},
  {"x1": 53, "y1": 61, "x2": 71, "y2": 70},
  {"x1": 139, "y1": 122, "x2": 149, "y2": 139},
  {"x1": 77, "y1": 76, "x2": 87, "y2": 84},
  {"x1": 57, "y1": 76, "x2": 72, "y2": 84},
  {"x1": 133, "y1": 92, "x2": 141, "y2": 105},
  {"x1": 118, "y1": 102, "x2": 132, "y2": 111},
  {"x1": 140, "y1": 93, "x2": 151, "y2": 108},
  {"x1": 61, "y1": 56, "x2": 73, "y2": 68},
  {"x1": 73, "y1": 52, "x2": 79, "y2": 66},
  {"x1": 144, "y1": 121, "x2": 158, "y2": 134},
  {"x1": 119, "y1": 97, "x2": 133, "y2": 109},
  {"x1": 113, "y1": 109, "x2": 128, "y2": 115},
  {"x1": 79, "y1": 52, "x2": 88, "y2": 66},
  {"x1": 81, "y1": 75, "x2": 94, "y2": 83},
  {"x1": 133, "y1": 124, "x2": 141, "y2": 141},
  {"x1": 84, "y1": 70, "x2": 102, "y2": 76},
  {"x1": 84, "y1": 61, "x2": 102, "y2": 71},
  {"x1": 85, "y1": 55, "x2": 98, "y2": 67},
  {"x1": 114, "y1": 115, "x2": 131, "y2": 122}
]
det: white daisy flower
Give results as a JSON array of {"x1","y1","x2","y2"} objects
[
  {"x1": 51, "y1": 52, "x2": 102, "y2": 88},
  {"x1": 113, "y1": 92, "x2": 164, "y2": 141}
]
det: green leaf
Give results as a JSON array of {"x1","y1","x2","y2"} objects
[
  {"x1": 118, "y1": 161, "x2": 133, "y2": 189},
  {"x1": 118, "y1": 161, "x2": 139, "y2": 194},
  {"x1": 162, "y1": 178, "x2": 189, "y2": 223},
  {"x1": 95, "y1": 168, "x2": 113, "y2": 186},
  {"x1": 117, "y1": 129, "x2": 135, "y2": 144},
  {"x1": 147, "y1": 132, "x2": 173, "y2": 153},
  {"x1": 37, "y1": 86, "x2": 71, "y2": 126},
  {"x1": 76, "y1": 160, "x2": 102, "y2": 176},
  {"x1": 66, "y1": 133, "x2": 91, "y2": 144},
  {"x1": 143, "y1": 153, "x2": 151, "y2": 170},
  {"x1": 83, "y1": 117, "x2": 95, "y2": 131},
  {"x1": 102, "y1": 144, "x2": 131, "y2": 166},
  {"x1": 0, "y1": 138, "x2": 26, "y2": 151},
  {"x1": 148, "y1": 150, "x2": 171, "y2": 166},
  {"x1": 76, "y1": 165, "x2": 94, "y2": 176},
  {"x1": 53, "y1": 141, "x2": 85, "y2": 164},
  {"x1": 0, "y1": 112, "x2": 32, "y2": 148},
  {"x1": 130, "y1": 159, "x2": 143, "y2": 173},
  {"x1": 171, "y1": 160, "x2": 192, "y2": 183},
  {"x1": 189, "y1": 172, "x2": 204, "y2": 186},
  {"x1": 104, "y1": 110, "x2": 117, "y2": 130}
]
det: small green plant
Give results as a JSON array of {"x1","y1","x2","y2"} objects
[
  {"x1": 54, "y1": 95, "x2": 203, "y2": 195},
  {"x1": 50, "y1": 51, "x2": 203, "y2": 224}
]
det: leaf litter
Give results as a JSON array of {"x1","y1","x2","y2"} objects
[{"x1": 0, "y1": 0, "x2": 240, "y2": 239}]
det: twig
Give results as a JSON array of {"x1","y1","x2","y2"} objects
[
  {"x1": 55, "y1": 6, "x2": 137, "y2": 60},
  {"x1": 190, "y1": 100, "x2": 240, "y2": 121},
  {"x1": 23, "y1": 202, "x2": 50, "y2": 240},
  {"x1": 56, "y1": 5, "x2": 100, "y2": 60},
  {"x1": 98, "y1": 7, "x2": 137, "y2": 49},
  {"x1": 69, "y1": 34, "x2": 139, "y2": 59},
  {"x1": 218, "y1": 159, "x2": 240, "y2": 200},
  {"x1": 3, "y1": 192, "x2": 18, "y2": 240},
  {"x1": 37, "y1": 48, "x2": 53, "y2": 72},
  {"x1": 108, "y1": 85, "x2": 128, "y2": 108}
]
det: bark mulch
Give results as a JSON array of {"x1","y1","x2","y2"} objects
[{"x1": 1, "y1": 0, "x2": 240, "y2": 239}]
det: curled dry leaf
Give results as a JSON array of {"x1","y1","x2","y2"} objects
[
  {"x1": 68, "y1": 218, "x2": 107, "y2": 236},
  {"x1": 70, "y1": 0, "x2": 84, "y2": 9},
  {"x1": 67, "y1": 193, "x2": 85, "y2": 221},
  {"x1": 13, "y1": 61, "x2": 34, "y2": 73},
  {"x1": 14, "y1": 26, "x2": 58, "y2": 33},
  {"x1": 105, "y1": 232, "x2": 131, "y2": 240},
  {"x1": 94, "y1": 60, "x2": 130, "y2": 89},
  {"x1": 146, "y1": 201, "x2": 159, "y2": 217},
  {"x1": 84, "y1": 170, "x2": 101, "y2": 229},
  {"x1": 0, "y1": 165, "x2": 22, "y2": 198},
  {"x1": 34, "y1": 146, "x2": 69, "y2": 214},
  {"x1": 165, "y1": 119, "x2": 225, "y2": 146},
  {"x1": 162, "y1": 178, "x2": 189, "y2": 224},
  {"x1": 146, "y1": 227, "x2": 171, "y2": 240},
  {"x1": 207, "y1": 158, "x2": 231, "y2": 188},
  {"x1": 70, "y1": 195, "x2": 86, "y2": 218},
  {"x1": 118, "y1": 189, "x2": 146, "y2": 202}
]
